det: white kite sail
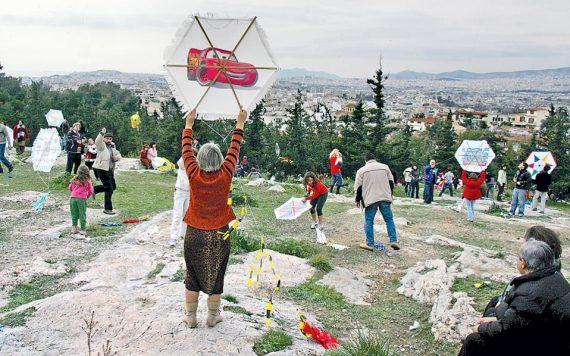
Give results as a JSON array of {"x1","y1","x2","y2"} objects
[
  {"x1": 31, "y1": 128, "x2": 62, "y2": 173},
  {"x1": 526, "y1": 151, "x2": 557, "y2": 179},
  {"x1": 45, "y1": 109, "x2": 65, "y2": 128},
  {"x1": 274, "y1": 197, "x2": 311, "y2": 220},
  {"x1": 455, "y1": 140, "x2": 495, "y2": 173},
  {"x1": 163, "y1": 15, "x2": 279, "y2": 120}
]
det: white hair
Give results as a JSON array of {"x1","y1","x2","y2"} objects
[
  {"x1": 519, "y1": 239, "x2": 555, "y2": 271},
  {"x1": 197, "y1": 142, "x2": 224, "y2": 172}
]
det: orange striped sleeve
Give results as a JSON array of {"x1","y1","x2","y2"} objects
[
  {"x1": 222, "y1": 128, "x2": 244, "y2": 175},
  {"x1": 182, "y1": 128, "x2": 199, "y2": 177}
]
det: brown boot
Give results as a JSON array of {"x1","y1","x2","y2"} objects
[
  {"x1": 184, "y1": 301, "x2": 198, "y2": 328},
  {"x1": 206, "y1": 300, "x2": 223, "y2": 327}
]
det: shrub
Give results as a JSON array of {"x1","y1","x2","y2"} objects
[
  {"x1": 252, "y1": 330, "x2": 293, "y2": 355},
  {"x1": 267, "y1": 238, "x2": 318, "y2": 258},
  {"x1": 326, "y1": 332, "x2": 395, "y2": 356},
  {"x1": 309, "y1": 255, "x2": 333, "y2": 272},
  {"x1": 222, "y1": 294, "x2": 238, "y2": 303},
  {"x1": 230, "y1": 231, "x2": 260, "y2": 254}
]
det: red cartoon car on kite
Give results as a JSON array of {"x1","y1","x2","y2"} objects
[{"x1": 187, "y1": 47, "x2": 258, "y2": 87}]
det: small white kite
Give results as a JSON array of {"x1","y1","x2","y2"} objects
[{"x1": 274, "y1": 197, "x2": 311, "y2": 220}]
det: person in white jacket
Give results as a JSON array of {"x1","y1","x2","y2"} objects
[{"x1": 170, "y1": 156, "x2": 191, "y2": 247}]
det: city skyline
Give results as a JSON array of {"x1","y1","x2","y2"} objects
[{"x1": 1, "y1": 0, "x2": 569, "y2": 78}]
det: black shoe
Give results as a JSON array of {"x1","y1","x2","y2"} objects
[
  {"x1": 390, "y1": 243, "x2": 401, "y2": 250},
  {"x1": 103, "y1": 210, "x2": 116, "y2": 215},
  {"x1": 8, "y1": 166, "x2": 13, "y2": 173}
]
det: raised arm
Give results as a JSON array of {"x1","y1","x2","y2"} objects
[
  {"x1": 221, "y1": 110, "x2": 247, "y2": 176},
  {"x1": 182, "y1": 109, "x2": 199, "y2": 177}
]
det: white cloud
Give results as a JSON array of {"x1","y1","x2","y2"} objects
[{"x1": 0, "y1": 0, "x2": 568, "y2": 77}]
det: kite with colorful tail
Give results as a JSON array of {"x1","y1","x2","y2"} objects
[{"x1": 298, "y1": 313, "x2": 339, "y2": 350}]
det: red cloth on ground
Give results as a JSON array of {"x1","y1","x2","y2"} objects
[
  {"x1": 461, "y1": 170, "x2": 486, "y2": 200},
  {"x1": 182, "y1": 128, "x2": 244, "y2": 230}
]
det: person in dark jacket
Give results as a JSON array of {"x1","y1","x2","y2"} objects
[
  {"x1": 508, "y1": 162, "x2": 532, "y2": 217},
  {"x1": 459, "y1": 239, "x2": 570, "y2": 355},
  {"x1": 423, "y1": 159, "x2": 437, "y2": 204},
  {"x1": 66, "y1": 122, "x2": 85, "y2": 174},
  {"x1": 531, "y1": 165, "x2": 552, "y2": 214},
  {"x1": 408, "y1": 165, "x2": 420, "y2": 199}
]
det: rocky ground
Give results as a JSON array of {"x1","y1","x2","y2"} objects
[{"x1": 1, "y1": 165, "x2": 569, "y2": 355}]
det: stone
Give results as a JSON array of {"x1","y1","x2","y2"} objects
[
  {"x1": 246, "y1": 178, "x2": 265, "y2": 187},
  {"x1": 317, "y1": 267, "x2": 372, "y2": 306},
  {"x1": 268, "y1": 185, "x2": 285, "y2": 193}
]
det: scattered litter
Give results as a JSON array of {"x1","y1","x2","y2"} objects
[
  {"x1": 138, "y1": 215, "x2": 150, "y2": 221},
  {"x1": 473, "y1": 282, "x2": 483, "y2": 289},
  {"x1": 123, "y1": 218, "x2": 140, "y2": 224},
  {"x1": 32, "y1": 193, "x2": 49, "y2": 212},
  {"x1": 100, "y1": 222, "x2": 122, "y2": 227},
  {"x1": 409, "y1": 321, "x2": 421, "y2": 330},
  {"x1": 316, "y1": 227, "x2": 327, "y2": 244},
  {"x1": 0, "y1": 323, "x2": 4, "y2": 332},
  {"x1": 330, "y1": 244, "x2": 349, "y2": 250}
]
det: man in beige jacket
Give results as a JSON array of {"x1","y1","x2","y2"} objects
[
  {"x1": 93, "y1": 128, "x2": 121, "y2": 215},
  {"x1": 355, "y1": 152, "x2": 399, "y2": 251}
]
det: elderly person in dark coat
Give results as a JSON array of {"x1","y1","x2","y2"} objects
[{"x1": 459, "y1": 239, "x2": 570, "y2": 355}]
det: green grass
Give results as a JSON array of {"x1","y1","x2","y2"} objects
[
  {"x1": 223, "y1": 305, "x2": 252, "y2": 316},
  {"x1": 252, "y1": 329, "x2": 293, "y2": 355},
  {"x1": 309, "y1": 255, "x2": 334, "y2": 272},
  {"x1": 486, "y1": 202, "x2": 508, "y2": 217},
  {"x1": 451, "y1": 277, "x2": 505, "y2": 313},
  {"x1": 0, "y1": 273, "x2": 74, "y2": 313},
  {"x1": 0, "y1": 307, "x2": 37, "y2": 327},
  {"x1": 170, "y1": 269, "x2": 185, "y2": 282},
  {"x1": 222, "y1": 294, "x2": 238, "y2": 303},
  {"x1": 267, "y1": 238, "x2": 319, "y2": 259},
  {"x1": 230, "y1": 231, "x2": 260, "y2": 254},
  {"x1": 326, "y1": 332, "x2": 396, "y2": 356},
  {"x1": 146, "y1": 262, "x2": 165, "y2": 280},
  {"x1": 285, "y1": 280, "x2": 348, "y2": 310}
]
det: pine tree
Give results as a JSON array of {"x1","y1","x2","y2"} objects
[
  {"x1": 339, "y1": 100, "x2": 368, "y2": 176},
  {"x1": 366, "y1": 59, "x2": 390, "y2": 153},
  {"x1": 430, "y1": 111, "x2": 457, "y2": 169},
  {"x1": 243, "y1": 101, "x2": 267, "y2": 167},
  {"x1": 282, "y1": 90, "x2": 311, "y2": 174},
  {"x1": 540, "y1": 107, "x2": 569, "y2": 194}
]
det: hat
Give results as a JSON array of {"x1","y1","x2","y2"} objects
[{"x1": 104, "y1": 132, "x2": 114, "y2": 138}]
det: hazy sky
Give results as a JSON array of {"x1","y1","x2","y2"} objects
[{"x1": 1, "y1": 0, "x2": 568, "y2": 78}]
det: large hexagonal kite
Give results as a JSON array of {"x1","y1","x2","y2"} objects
[
  {"x1": 526, "y1": 151, "x2": 557, "y2": 179},
  {"x1": 455, "y1": 140, "x2": 495, "y2": 173},
  {"x1": 163, "y1": 15, "x2": 280, "y2": 120}
]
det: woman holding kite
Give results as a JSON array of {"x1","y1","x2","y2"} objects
[{"x1": 180, "y1": 108, "x2": 247, "y2": 328}]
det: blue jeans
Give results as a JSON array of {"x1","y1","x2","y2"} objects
[
  {"x1": 465, "y1": 199, "x2": 475, "y2": 221},
  {"x1": 439, "y1": 183, "x2": 453, "y2": 197},
  {"x1": 365, "y1": 201, "x2": 397, "y2": 245},
  {"x1": 0, "y1": 143, "x2": 13, "y2": 172},
  {"x1": 424, "y1": 183, "x2": 434, "y2": 203},
  {"x1": 510, "y1": 188, "x2": 527, "y2": 215},
  {"x1": 331, "y1": 173, "x2": 344, "y2": 187}
]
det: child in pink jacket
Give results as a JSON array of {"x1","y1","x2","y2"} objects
[{"x1": 68, "y1": 165, "x2": 94, "y2": 236}]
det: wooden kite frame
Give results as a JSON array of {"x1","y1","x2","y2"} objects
[{"x1": 165, "y1": 16, "x2": 278, "y2": 111}]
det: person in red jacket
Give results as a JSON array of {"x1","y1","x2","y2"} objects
[
  {"x1": 329, "y1": 149, "x2": 344, "y2": 194},
  {"x1": 12, "y1": 120, "x2": 30, "y2": 155},
  {"x1": 461, "y1": 170, "x2": 487, "y2": 222},
  {"x1": 302, "y1": 172, "x2": 329, "y2": 229}
]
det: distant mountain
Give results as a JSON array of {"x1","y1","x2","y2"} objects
[
  {"x1": 278, "y1": 68, "x2": 341, "y2": 79},
  {"x1": 39, "y1": 70, "x2": 165, "y2": 83},
  {"x1": 391, "y1": 67, "x2": 570, "y2": 80}
]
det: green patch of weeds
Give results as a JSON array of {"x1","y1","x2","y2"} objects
[
  {"x1": 232, "y1": 192, "x2": 258, "y2": 207},
  {"x1": 326, "y1": 331, "x2": 395, "y2": 356},
  {"x1": 309, "y1": 255, "x2": 333, "y2": 272},
  {"x1": 170, "y1": 269, "x2": 185, "y2": 282},
  {"x1": 451, "y1": 277, "x2": 504, "y2": 312},
  {"x1": 222, "y1": 294, "x2": 238, "y2": 303},
  {"x1": 252, "y1": 329, "x2": 293, "y2": 355},
  {"x1": 0, "y1": 307, "x2": 37, "y2": 327},
  {"x1": 267, "y1": 238, "x2": 319, "y2": 258},
  {"x1": 223, "y1": 305, "x2": 252, "y2": 316},
  {"x1": 147, "y1": 262, "x2": 165, "y2": 280},
  {"x1": 285, "y1": 280, "x2": 348, "y2": 310},
  {"x1": 230, "y1": 231, "x2": 260, "y2": 254},
  {"x1": 486, "y1": 202, "x2": 507, "y2": 217},
  {"x1": 0, "y1": 273, "x2": 74, "y2": 313},
  {"x1": 50, "y1": 172, "x2": 74, "y2": 191}
]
